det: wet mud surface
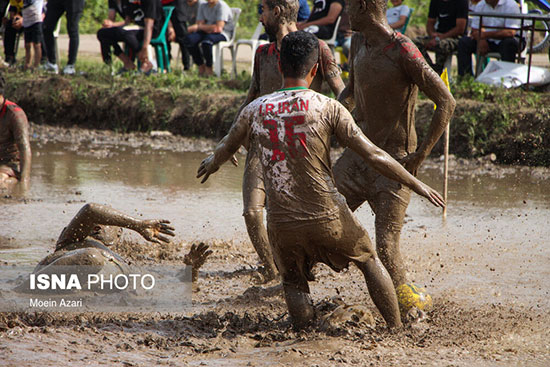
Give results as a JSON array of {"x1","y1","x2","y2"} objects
[{"x1": 1, "y1": 125, "x2": 549, "y2": 366}]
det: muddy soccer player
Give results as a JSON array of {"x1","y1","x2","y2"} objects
[
  {"x1": 197, "y1": 31, "x2": 445, "y2": 329},
  {"x1": 30, "y1": 203, "x2": 211, "y2": 284},
  {"x1": 204, "y1": 0, "x2": 344, "y2": 283},
  {"x1": 0, "y1": 74, "x2": 31, "y2": 191},
  {"x1": 333, "y1": 0, "x2": 456, "y2": 312}
]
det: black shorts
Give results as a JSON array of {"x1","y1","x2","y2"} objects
[{"x1": 24, "y1": 22, "x2": 43, "y2": 44}]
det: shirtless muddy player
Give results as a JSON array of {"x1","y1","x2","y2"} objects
[
  {"x1": 0, "y1": 74, "x2": 31, "y2": 191},
  {"x1": 32, "y1": 203, "x2": 211, "y2": 285},
  {"x1": 198, "y1": 31, "x2": 445, "y2": 329},
  {"x1": 206, "y1": 0, "x2": 344, "y2": 282},
  {"x1": 333, "y1": 0, "x2": 456, "y2": 310}
]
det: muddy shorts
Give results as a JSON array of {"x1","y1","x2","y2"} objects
[
  {"x1": 267, "y1": 201, "x2": 375, "y2": 293},
  {"x1": 333, "y1": 148, "x2": 411, "y2": 212},
  {"x1": 242, "y1": 150, "x2": 266, "y2": 216}
]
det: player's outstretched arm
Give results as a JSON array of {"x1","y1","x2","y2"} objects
[
  {"x1": 197, "y1": 114, "x2": 249, "y2": 183},
  {"x1": 399, "y1": 51, "x2": 456, "y2": 175},
  {"x1": 56, "y1": 203, "x2": 175, "y2": 245},
  {"x1": 347, "y1": 134, "x2": 445, "y2": 208}
]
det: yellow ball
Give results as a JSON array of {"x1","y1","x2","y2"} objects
[{"x1": 396, "y1": 283, "x2": 433, "y2": 313}]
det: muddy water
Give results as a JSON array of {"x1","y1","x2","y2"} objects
[{"x1": 1, "y1": 142, "x2": 549, "y2": 309}]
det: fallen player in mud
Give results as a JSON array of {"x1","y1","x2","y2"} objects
[
  {"x1": 202, "y1": 0, "x2": 345, "y2": 283},
  {"x1": 0, "y1": 73, "x2": 31, "y2": 191},
  {"x1": 31, "y1": 203, "x2": 211, "y2": 285},
  {"x1": 197, "y1": 31, "x2": 445, "y2": 329},
  {"x1": 333, "y1": 0, "x2": 456, "y2": 312}
]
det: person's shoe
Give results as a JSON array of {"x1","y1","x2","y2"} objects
[
  {"x1": 41, "y1": 62, "x2": 59, "y2": 74},
  {"x1": 396, "y1": 283, "x2": 433, "y2": 314},
  {"x1": 63, "y1": 64, "x2": 76, "y2": 75},
  {"x1": 139, "y1": 60, "x2": 154, "y2": 76},
  {"x1": 198, "y1": 64, "x2": 206, "y2": 76}
]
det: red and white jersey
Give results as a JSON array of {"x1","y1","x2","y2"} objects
[{"x1": 237, "y1": 87, "x2": 362, "y2": 223}]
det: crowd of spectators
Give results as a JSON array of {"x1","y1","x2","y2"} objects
[
  {"x1": 0, "y1": 0, "x2": 531, "y2": 77},
  {"x1": 413, "y1": 0, "x2": 525, "y2": 77}
]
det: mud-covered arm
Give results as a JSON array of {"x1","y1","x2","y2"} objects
[
  {"x1": 334, "y1": 106, "x2": 445, "y2": 208},
  {"x1": 319, "y1": 41, "x2": 345, "y2": 96},
  {"x1": 197, "y1": 110, "x2": 250, "y2": 183},
  {"x1": 56, "y1": 203, "x2": 175, "y2": 246},
  {"x1": 11, "y1": 109, "x2": 31, "y2": 182},
  {"x1": 400, "y1": 47, "x2": 456, "y2": 174},
  {"x1": 202, "y1": 47, "x2": 263, "y2": 166},
  {"x1": 337, "y1": 33, "x2": 361, "y2": 111}
]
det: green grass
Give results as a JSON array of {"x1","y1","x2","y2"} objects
[{"x1": 69, "y1": 56, "x2": 252, "y2": 93}]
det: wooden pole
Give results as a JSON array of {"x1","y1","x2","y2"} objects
[{"x1": 443, "y1": 124, "x2": 450, "y2": 218}]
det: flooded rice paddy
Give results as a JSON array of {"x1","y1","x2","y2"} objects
[{"x1": 1, "y1": 135, "x2": 549, "y2": 366}]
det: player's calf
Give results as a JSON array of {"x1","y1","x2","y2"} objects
[{"x1": 283, "y1": 283, "x2": 315, "y2": 329}]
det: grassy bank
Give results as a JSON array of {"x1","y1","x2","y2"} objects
[{"x1": 5, "y1": 68, "x2": 550, "y2": 166}]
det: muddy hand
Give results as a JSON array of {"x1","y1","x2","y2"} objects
[
  {"x1": 138, "y1": 219, "x2": 175, "y2": 244},
  {"x1": 414, "y1": 182, "x2": 446, "y2": 208},
  {"x1": 184, "y1": 242, "x2": 213, "y2": 269},
  {"x1": 197, "y1": 155, "x2": 219, "y2": 183},
  {"x1": 184, "y1": 243, "x2": 213, "y2": 282},
  {"x1": 230, "y1": 154, "x2": 239, "y2": 167}
]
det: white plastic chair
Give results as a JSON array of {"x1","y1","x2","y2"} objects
[
  {"x1": 323, "y1": 16, "x2": 342, "y2": 55},
  {"x1": 234, "y1": 22, "x2": 269, "y2": 75},
  {"x1": 211, "y1": 7, "x2": 241, "y2": 77}
]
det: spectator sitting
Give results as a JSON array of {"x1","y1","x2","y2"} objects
[
  {"x1": 97, "y1": 0, "x2": 130, "y2": 66},
  {"x1": 96, "y1": 0, "x2": 164, "y2": 74},
  {"x1": 386, "y1": 0, "x2": 410, "y2": 30},
  {"x1": 183, "y1": 0, "x2": 234, "y2": 77},
  {"x1": 413, "y1": 0, "x2": 469, "y2": 75},
  {"x1": 458, "y1": 0, "x2": 524, "y2": 77},
  {"x1": 3, "y1": 0, "x2": 23, "y2": 66},
  {"x1": 22, "y1": 0, "x2": 44, "y2": 70},
  {"x1": 297, "y1": 0, "x2": 344, "y2": 40},
  {"x1": 169, "y1": 0, "x2": 205, "y2": 71}
]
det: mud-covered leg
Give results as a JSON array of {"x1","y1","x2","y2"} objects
[
  {"x1": 283, "y1": 283, "x2": 314, "y2": 329},
  {"x1": 355, "y1": 257, "x2": 402, "y2": 328},
  {"x1": 372, "y1": 191, "x2": 411, "y2": 288},
  {"x1": 244, "y1": 209, "x2": 278, "y2": 281},
  {"x1": 242, "y1": 157, "x2": 278, "y2": 282}
]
